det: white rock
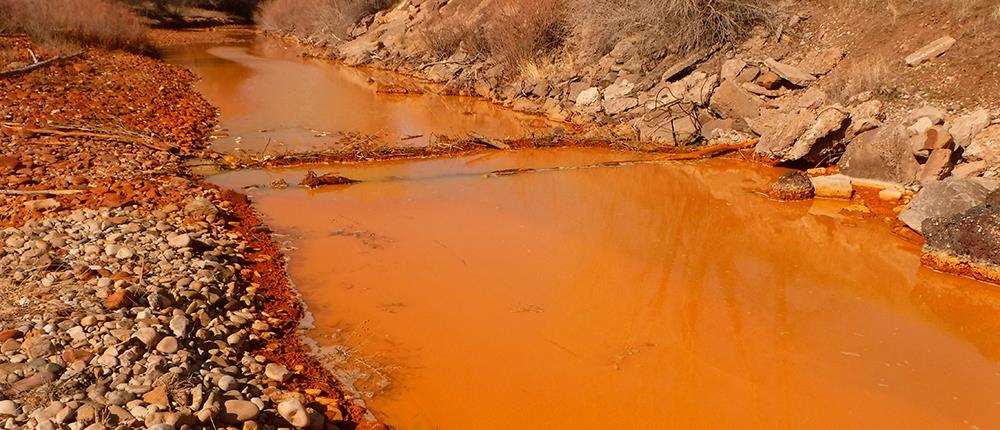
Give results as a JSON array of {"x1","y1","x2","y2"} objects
[
  {"x1": 575, "y1": 87, "x2": 600, "y2": 106},
  {"x1": 811, "y1": 174, "x2": 854, "y2": 199},
  {"x1": 276, "y1": 399, "x2": 309, "y2": 428},
  {"x1": 264, "y1": 363, "x2": 290, "y2": 382}
]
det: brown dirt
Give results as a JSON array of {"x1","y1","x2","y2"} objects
[{"x1": 800, "y1": 0, "x2": 1000, "y2": 112}]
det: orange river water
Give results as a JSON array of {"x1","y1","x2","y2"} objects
[{"x1": 168, "y1": 31, "x2": 1000, "y2": 430}]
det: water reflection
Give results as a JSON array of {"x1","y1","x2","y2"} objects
[{"x1": 211, "y1": 151, "x2": 1000, "y2": 429}]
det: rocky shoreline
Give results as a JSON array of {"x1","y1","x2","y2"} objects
[
  {"x1": 269, "y1": 1, "x2": 1000, "y2": 284},
  {"x1": 0, "y1": 36, "x2": 381, "y2": 429}
]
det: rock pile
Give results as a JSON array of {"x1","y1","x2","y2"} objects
[{"x1": 0, "y1": 202, "x2": 348, "y2": 429}]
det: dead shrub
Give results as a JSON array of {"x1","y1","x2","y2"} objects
[
  {"x1": 481, "y1": 0, "x2": 569, "y2": 73},
  {"x1": 0, "y1": 0, "x2": 148, "y2": 51},
  {"x1": 420, "y1": 0, "x2": 568, "y2": 75},
  {"x1": 571, "y1": 0, "x2": 780, "y2": 58},
  {"x1": 257, "y1": 0, "x2": 396, "y2": 42}
]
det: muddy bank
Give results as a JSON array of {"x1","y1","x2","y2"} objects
[{"x1": 0, "y1": 35, "x2": 378, "y2": 429}]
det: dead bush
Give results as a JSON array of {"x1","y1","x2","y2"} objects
[
  {"x1": 571, "y1": 0, "x2": 779, "y2": 59},
  {"x1": 420, "y1": 0, "x2": 568, "y2": 75},
  {"x1": 0, "y1": 0, "x2": 148, "y2": 51},
  {"x1": 257, "y1": 0, "x2": 396, "y2": 42},
  {"x1": 481, "y1": 0, "x2": 569, "y2": 73}
]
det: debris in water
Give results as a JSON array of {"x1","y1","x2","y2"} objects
[{"x1": 299, "y1": 171, "x2": 360, "y2": 188}]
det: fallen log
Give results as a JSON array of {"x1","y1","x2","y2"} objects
[{"x1": 0, "y1": 52, "x2": 82, "y2": 77}]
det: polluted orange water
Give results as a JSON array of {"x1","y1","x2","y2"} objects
[
  {"x1": 161, "y1": 32, "x2": 553, "y2": 154},
  {"x1": 210, "y1": 150, "x2": 1000, "y2": 430}
]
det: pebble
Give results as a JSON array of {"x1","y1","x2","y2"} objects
[
  {"x1": 0, "y1": 204, "x2": 340, "y2": 428},
  {"x1": 264, "y1": 363, "x2": 290, "y2": 382},
  {"x1": 223, "y1": 399, "x2": 260, "y2": 422},
  {"x1": 277, "y1": 399, "x2": 310, "y2": 428},
  {"x1": 155, "y1": 336, "x2": 179, "y2": 354}
]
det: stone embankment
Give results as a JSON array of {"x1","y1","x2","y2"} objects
[
  {"x1": 315, "y1": 1, "x2": 1000, "y2": 283},
  {"x1": 1, "y1": 36, "x2": 378, "y2": 429}
]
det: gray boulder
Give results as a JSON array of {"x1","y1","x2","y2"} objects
[{"x1": 899, "y1": 178, "x2": 993, "y2": 232}]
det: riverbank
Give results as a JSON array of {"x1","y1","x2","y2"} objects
[
  {"x1": 260, "y1": 0, "x2": 1000, "y2": 284},
  {"x1": 0, "y1": 35, "x2": 381, "y2": 429}
]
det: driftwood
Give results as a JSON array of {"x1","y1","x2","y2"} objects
[
  {"x1": 487, "y1": 139, "x2": 758, "y2": 177},
  {"x1": 2, "y1": 123, "x2": 175, "y2": 152},
  {"x1": 468, "y1": 132, "x2": 510, "y2": 150},
  {"x1": 0, "y1": 189, "x2": 84, "y2": 196},
  {"x1": 0, "y1": 52, "x2": 82, "y2": 77}
]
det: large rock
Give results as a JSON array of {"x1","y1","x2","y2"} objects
[
  {"x1": 799, "y1": 46, "x2": 845, "y2": 76},
  {"x1": 709, "y1": 80, "x2": 761, "y2": 121},
  {"x1": 603, "y1": 97, "x2": 638, "y2": 115},
  {"x1": 899, "y1": 178, "x2": 992, "y2": 232},
  {"x1": 922, "y1": 189, "x2": 1000, "y2": 283},
  {"x1": 950, "y1": 109, "x2": 991, "y2": 148},
  {"x1": 965, "y1": 124, "x2": 1000, "y2": 164},
  {"x1": 838, "y1": 123, "x2": 921, "y2": 184},
  {"x1": 783, "y1": 106, "x2": 849, "y2": 162},
  {"x1": 338, "y1": 38, "x2": 379, "y2": 66},
  {"x1": 751, "y1": 109, "x2": 813, "y2": 159},
  {"x1": 763, "y1": 58, "x2": 816, "y2": 86},
  {"x1": 603, "y1": 79, "x2": 635, "y2": 100},
  {"x1": 848, "y1": 100, "x2": 883, "y2": 135}
]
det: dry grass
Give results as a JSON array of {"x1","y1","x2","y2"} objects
[
  {"x1": 421, "y1": 0, "x2": 569, "y2": 75},
  {"x1": 257, "y1": 0, "x2": 396, "y2": 42},
  {"x1": 0, "y1": 0, "x2": 148, "y2": 51},
  {"x1": 843, "y1": 0, "x2": 1000, "y2": 24},
  {"x1": 828, "y1": 55, "x2": 900, "y2": 103},
  {"x1": 570, "y1": 0, "x2": 780, "y2": 59}
]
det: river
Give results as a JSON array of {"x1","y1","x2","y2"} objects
[{"x1": 165, "y1": 30, "x2": 1000, "y2": 430}]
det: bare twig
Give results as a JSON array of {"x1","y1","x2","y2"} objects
[{"x1": 0, "y1": 52, "x2": 82, "y2": 77}]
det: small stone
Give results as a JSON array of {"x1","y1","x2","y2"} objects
[
  {"x1": 10, "y1": 370, "x2": 54, "y2": 394},
  {"x1": 217, "y1": 375, "x2": 236, "y2": 391},
  {"x1": 264, "y1": 363, "x2": 290, "y2": 382},
  {"x1": 879, "y1": 189, "x2": 903, "y2": 202},
  {"x1": 167, "y1": 234, "x2": 191, "y2": 248},
  {"x1": 24, "y1": 199, "x2": 60, "y2": 212},
  {"x1": 134, "y1": 327, "x2": 159, "y2": 348},
  {"x1": 169, "y1": 315, "x2": 189, "y2": 338},
  {"x1": 757, "y1": 71, "x2": 782, "y2": 90},
  {"x1": 277, "y1": 398, "x2": 310, "y2": 428},
  {"x1": 22, "y1": 336, "x2": 54, "y2": 359},
  {"x1": 143, "y1": 386, "x2": 169, "y2": 408},
  {"x1": 115, "y1": 247, "x2": 134, "y2": 259},
  {"x1": 222, "y1": 400, "x2": 260, "y2": 423},
  {"x1": 769, "y1": 171, "x2": 815, "y2": 200},
  {"x1": 575, "y1": 87, "x2": 600, "y2": 106},
  {"x1": 104, "y1": 289, "x2": 135, "y2": 310},
  {"x1": 811, "y1": 174, "x2": 854, "y2": 199},
  {"x1": 155, "y1": 336, "x2": 178, "y2": 354},
  {"x1": 185, "y1": 197, "x2": 219, "y2": 218}
]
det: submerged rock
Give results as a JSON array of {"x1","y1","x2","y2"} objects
[
  {"x1": 922, "y1": 189, "x2": 1000, "y2": 283},
  {"x1": 770, "y1": 171, "x2": 815, "y2": 200}
]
